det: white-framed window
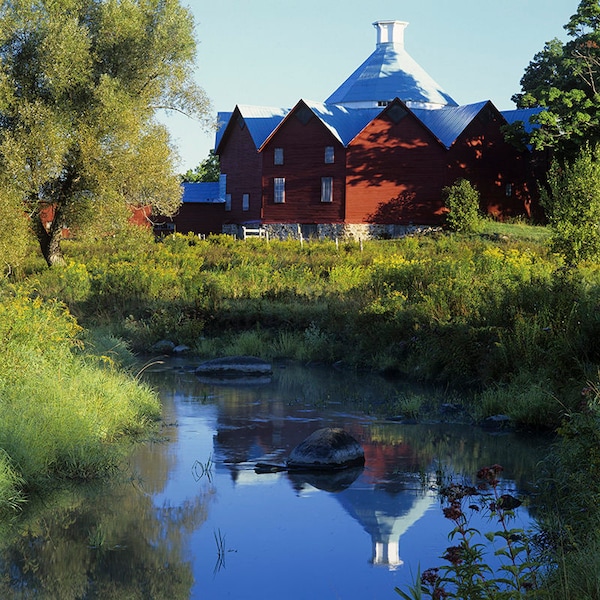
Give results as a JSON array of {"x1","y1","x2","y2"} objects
[
  {"x1": 324, "y1": 146, "x2": 335, "y2": 164},
  {"x1": 274, "y1": 147, "x2": 284, "y2": 165},
  {"x1": 242, "y1": 193, "x2": 250, "y2": 211},
  {"x1": 274, "y1": 178, "x2": 285, "y2": 203},
  {"x1": 505, "y1": 183, "x2": 513, "y2": 197},
  {"x1": 225, "y1": 194, "x2": 232, "y2": 211},
  {"x1": 321, "y1": 177, "x2": 333, "y2": 203}
]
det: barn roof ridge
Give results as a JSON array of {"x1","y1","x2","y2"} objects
[
  {"x1": 215, "y1": 98, "x2": 525, "y2": 153},
  {"x1": 215, "y1": 105, "x2": 291, "y2": 153}
]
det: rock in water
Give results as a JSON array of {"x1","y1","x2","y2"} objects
[
  {"x1": 287, "y1": 428, "x2": 365, "y2": 471},
  {"x1": 195, "y1": 356, "x2": 272, "y2": 377}
]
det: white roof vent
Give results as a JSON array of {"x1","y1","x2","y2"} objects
[{"x1": 374, "y1": 20, "x2": 408, "y2": 47}]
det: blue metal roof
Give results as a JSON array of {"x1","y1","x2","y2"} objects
[
  {"x1": 215, "y1": 106, "x2": 291, "y2": 152},
  {"x1": 215, "y1": 99, "x2": 498, "y2": 153},
  {"x1": 412, "y1": 101, "x2": 489, "y2": 148},
  {"x1": 305, "y1": 100, "x2": 490, "y2": 149},
  {"x1": 501, "y1": 107, "x2": 545, "y2": 133},
  {"x1": 182, "y1": 182, "x2": 224, "y2": 204},
  {"x1": 325, "y1": 39, "x2": 457, "y2": 108},
  {"x1": 302, "y1": 100, "x2": 382, "y2": 146},
  {"x1": 214, "y1": 111, "x2": 232, "y2": 150}
]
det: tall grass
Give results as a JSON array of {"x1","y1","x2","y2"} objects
[
  {"x1": 0, "y1": 293, "x2": 160, "y2": 513},
  {"x1": 10, "y1": 224, "x2": 600, "y2": 598}
]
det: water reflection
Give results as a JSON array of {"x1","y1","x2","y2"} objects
[
  {"x1": 0, "y1": 361, "x2": 551, "y2": 599},
  {"x1": 0, "y1": 479, "x2": 209, "y2": 599}
]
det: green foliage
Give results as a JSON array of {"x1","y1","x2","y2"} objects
[
  {"x1": 541, "y1": 144, "x2": 600, "y2": 264},
  {"x1": 0, "y1": 184, "x2": 32, "y2": 276},
  {"x1": 511, "y1": 1, "x2": 600, "y2": 157},
  {"x1": 532, "y1": 380, "x2": 600, "y2": 598},
  {"x1": 475, "y1": 373, "x2": 561, "y2": 429},
  {"x1": 538, "y1": 387, "x2": 600, "y2": 546},
  {"x1": 181, "y1": 149, "x2": 220, "y2": 182},
  {"x1": 19, "y1": 228, "x2": 600, "y2": 429},
  {"x1": 0, "y1": 449, "x2": 25, "y2": 514},
  {"x1": 396, "y1": 466, "x2": 542, "y2": 599},
  {"x1": 0, "y1": 0, "x2": 212, "y2": 265},
  {"x1": 443, "y1": 179, "x2": 482, "y2": 233},
  {"x1": 0, "y1": 293, "x2": 160, "y2": 511}
]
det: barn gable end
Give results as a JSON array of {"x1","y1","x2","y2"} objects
[
  {"x1": 260, "y1": 100, "x2": 346, "y2": 226},
  {"x1": 345, "y1": 99, "x2": 448, "y2": 225}
]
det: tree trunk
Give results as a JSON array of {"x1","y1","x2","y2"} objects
[
  {"x1": 44, "y1": 227, "x2": 65, "y2": 266},
  {"x1": 32, "y1": 206, "x2": 65, "y2": 267}
]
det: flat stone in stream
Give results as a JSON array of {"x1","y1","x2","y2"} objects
[{"x1": 195, "y1": 356, "x2": 272, "y2": 378}]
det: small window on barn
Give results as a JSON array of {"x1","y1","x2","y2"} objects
[
  {"x1": 274, "y1": 148, "x2": 284, "y2": 165},
  {"x1": 274, "y1": 178, "x2": 285, "y2": 203},
  {"x1": 225, "y1": 194, "x2": 232, "y2": 212},
  {"x1": 242, "y1": 193, "x2": 250, "y2": 211},
  {"x1": 324, "y1": 146, "x2": 335, "y2": 164},
  {"x1": 505, "y1": 183, "x2": 513, "y2": 197},
  {"x1": 321, "y1": 177, "x2": 333, "y2": 203}
]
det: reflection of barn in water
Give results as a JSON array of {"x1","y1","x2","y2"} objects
[
  {"x1": 213, "y1": 392, "x2": 438, "y2": 568},
  {"x1": 336, "y1": 475, "x2": 435, "y2": 568}
]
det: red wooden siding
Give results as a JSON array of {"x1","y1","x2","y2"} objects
[
  {"x1": 210, "y1": 102, "x2": 541, "y2": 234},
  {"x1": 346, "y1": 108, "x2": 447, "y2": 225},
  {"x1": 219, "y1": 109, "x2": 263, "y2": 224},
  {"x1": 261, "y1": 107, "x2": 346, "y2": 224},
  {"x1": 447, "y1": 105, "x2": 536, "y2": 219},
  {"x1": 39, "y1": 204, "x2": 153, "y2": 238},
  {"x1": 155, "y1": 202, "x2": 225, "y2": 236}
]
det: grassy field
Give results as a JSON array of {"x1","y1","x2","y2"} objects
[
  {"x1": 0, "y1": 291, "x2": 161, "y2": 516},
  {"x1": 21, "y1": 223, "x2": 599, "y2": 428}
]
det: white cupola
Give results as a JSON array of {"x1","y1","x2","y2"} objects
[{"x1": 325, "y1": 20, "x2": 457, "y2": 110}]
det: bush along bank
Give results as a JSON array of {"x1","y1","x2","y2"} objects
[{"x1": 0, "y1": 292, "x2": 161, "y2": 514}]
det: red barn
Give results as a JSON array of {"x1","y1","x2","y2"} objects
[{"x1": 190, "y1": 20, "x2": 541, "y2": 239}]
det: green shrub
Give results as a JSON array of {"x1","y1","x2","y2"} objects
[
  {"x1": 0, "y1": 184, "x2": 31, "y2": 276},
  {"x1": 542, "y1": 144, "x2": 600, "y2": 264},
  {"x1": 443, "y1": 178, "x2": 482, "y2": 233},
  {"x1": 476, "y1": 373, "x2": 561, "y2": 429}
]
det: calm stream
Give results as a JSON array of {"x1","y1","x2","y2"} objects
[{"x1": 1, "y1": 360, "x2": 550, "y2": 599}]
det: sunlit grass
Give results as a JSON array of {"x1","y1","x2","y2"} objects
[
  {"x1": 0, "y1": 293, "x2": 160, "y2": 510},
  {"x1": 479, "y1": 218, "x2": 551, "y2": 243}
]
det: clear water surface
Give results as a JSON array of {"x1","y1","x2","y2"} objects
[{"x1": 1, "y1": 360, "x2": 551, "y2": 600}]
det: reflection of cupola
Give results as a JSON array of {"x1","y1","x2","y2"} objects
[
  {"x1": 337, "y1": 485, "x2": 435, "y2": 570},
  {"x1": 325, "y1": 20, "x2": 458, "y2": 110}
]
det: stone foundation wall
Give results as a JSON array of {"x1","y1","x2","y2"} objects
[{"x1": 223, "y1": 223, "x2": 441, "y2": 240}]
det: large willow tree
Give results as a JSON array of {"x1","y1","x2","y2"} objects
[{"x1": 0, "y1": 0, "x2": 212, "y2": 265}]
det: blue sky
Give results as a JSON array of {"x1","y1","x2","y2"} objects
[{"x1": 163, "y1": 0, "x2": 575, "y2": 172}]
